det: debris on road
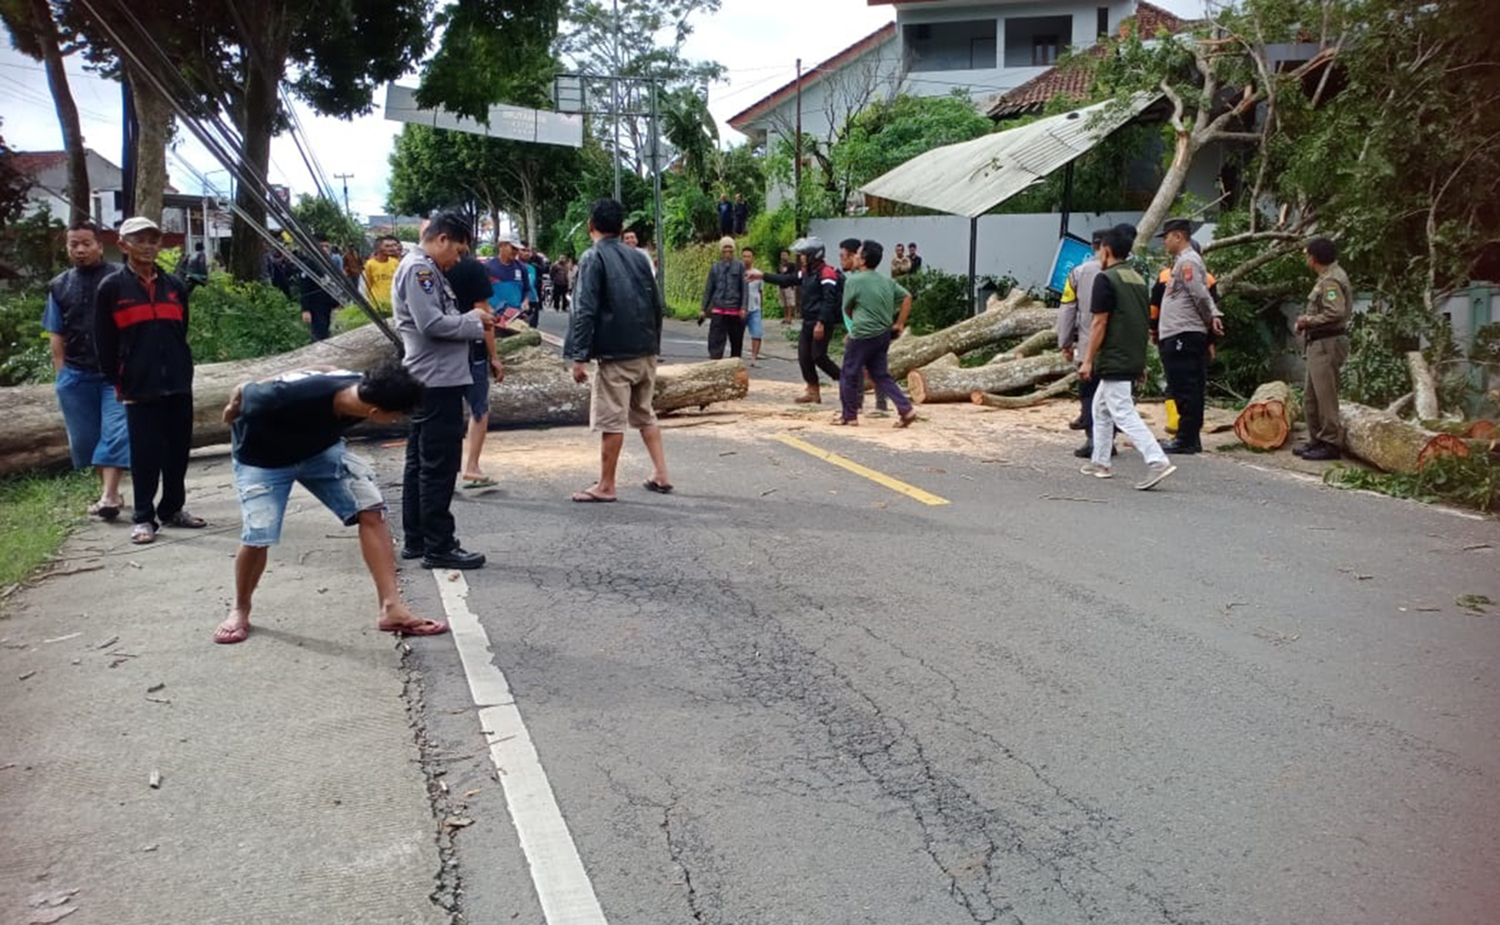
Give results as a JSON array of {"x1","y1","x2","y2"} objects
[
  {"x1": 149, "y1": 769, "x2": 162, "y2": 789},
  {"x1": 1456, "y1": 594, "x2": 1493, "y2": 613}
]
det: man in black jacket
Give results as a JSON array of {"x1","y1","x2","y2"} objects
[
  {"x1": 299, "y1": 239, "x2": 342, "y2": 341},
  {"x1": 95, "y1": 216, "x2": 206, "y2": 544},
  {"x1": 752, "y1": 237, "x2": 842, "y2": 403},
  {"x1": 564, "y1": 198, "x2": 672, "y2": 502}
]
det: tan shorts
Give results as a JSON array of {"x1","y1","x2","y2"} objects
[{"x1": 590, "y1": 356, "x2": 658, "y2": 433}]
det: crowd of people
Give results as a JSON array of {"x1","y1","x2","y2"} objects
[{"x1": 38, "y1": 197, "x2": 1351, "y2": 644}]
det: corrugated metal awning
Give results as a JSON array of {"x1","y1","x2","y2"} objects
[{"x1": 859, "y1": 93, "x2": 1163, "y2": 219}]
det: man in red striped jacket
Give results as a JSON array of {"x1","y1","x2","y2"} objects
[{"x1": 94, "y1": 216, "x2": 207, "y2": 545}]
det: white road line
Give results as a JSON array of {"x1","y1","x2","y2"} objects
[
  {"x1": 433, "y1": 570, "x2": 608, "y2": 925},
  {"x1": 538, "y1": 330, "x2": 564, "y2": 347}
]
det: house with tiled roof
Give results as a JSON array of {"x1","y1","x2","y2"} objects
[{"x1": 729, "y1": 0, "x2": 1191, "y2": 208}]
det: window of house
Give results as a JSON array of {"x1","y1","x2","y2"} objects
[
  {"x1": 1004, "y1": 15, "x2": 1073, "y2": 67},
  {"x1": 1098, "y1": 7, "x2": 1110, "y2": 37},
  {"x1": 904, "y1": 19, "x2": 998, "y2": 72},
  {"x1": 1033, "y1": 35, "x2": 1059, "y2": 66}
]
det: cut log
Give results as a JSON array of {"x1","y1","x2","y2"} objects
[
  {"x1": 1339, "y1": 402, "x2": 1472, "y2": 475},
  {"x1": 908, "y1": 353, "x2": 1074, "y2": 404},
  {"x1": 1233, "y1": 381, "x2": 1301, "y2": 450},
  {"x1": 991, "y1": 328, "x2": 1058, "y2": 362},
  {"x1": 1463, "y1": 420, "x2": 1497, "y2": 440},
  {"x1": 1407, "y1": 351, "x2": 1440, "y2": 420},
  {"x1": 971, "y1": 372, "x2": 1080, "y2": 409},
  {"x1": 887, "y1": 291, "x2": 1053, "y2": 379},
  {"x1": 0, "y1": 326, "x2": 748, "y2": 476}
]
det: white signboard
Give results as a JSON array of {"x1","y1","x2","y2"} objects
[{"x1": 383, "y1": 85, "x2": 584, "y2": 148}]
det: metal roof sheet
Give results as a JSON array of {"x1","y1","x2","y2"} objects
[{"x1": 859, "y1": 92, "x2": 1162, "y2": 219}]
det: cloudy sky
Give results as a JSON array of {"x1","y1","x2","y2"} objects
[{"x1": 0, "y1": 0, "x2": 1202, "y2": 219}]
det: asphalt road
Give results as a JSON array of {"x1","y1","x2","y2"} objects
[{"x1": 402, "y1": 325, "x2": 1500, "y2": 925}]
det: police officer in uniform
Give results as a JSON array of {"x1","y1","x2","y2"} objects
[
  {"x1": 1294, "y1": 237, "x2": 1351, "y2": 461},
  {"x1": 1156, "y1": 218, "x2": 1222, "y2": 454},
  {"x1": 394, "y1": 211, "x2": 494, "y2": 570}
]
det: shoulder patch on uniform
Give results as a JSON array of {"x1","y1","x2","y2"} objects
[
  {"x1": 1182, "y1": 265, "x2": 1194, "y2": 282},
  {"x1": 415, "y1": 267, "x2": 436, "y2": 294},
  {"x1": 1325, "y1": 286, "x2": 1339, "y2": 301}
]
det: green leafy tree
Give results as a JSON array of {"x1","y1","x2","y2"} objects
[
  {"x1": 289, "y1": 194, "x2": 364, "y2": 247},
  {"x1": 416, "y1": 0, "x2": 566, "y2": 117},
  {"x1": 1, "y1": 0, "x2": 89, "y2": 223},
  {"x1": 833, "y1": 92, "x2": 992, "y2": 208}
]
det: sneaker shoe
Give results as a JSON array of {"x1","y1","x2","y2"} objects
[
  {"x1": 1073, "y1": 443, "x2": 1095, "y2": 459},
  {"x1": 421, "y1": 547, "x2": 487, "y2": 570},
  {"x1": 1079, "y1": 463, "x2": 1113, "y2": 478},
  {"x1": 1135, "y1": 462, "x2": 1177, "y2": 490}
]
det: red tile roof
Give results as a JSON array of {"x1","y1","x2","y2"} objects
[
  {"x1": 1134, "y1": 1, "x2": 1187, "y2": 38},
  {"x1": 10, "y1": 151, "x2": 68, "y2": 176},
  {"x1": 728, "y1": 23, "x2": 898, "y2": 130}
]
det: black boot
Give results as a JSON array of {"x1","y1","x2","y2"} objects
[
  {"x1": 1162, "y1": 437, "x2": 1202, "y2": 455},
  {"x1": 1300, "y1": 442, "x2": 1340, "y2": 461},
  {"x1": 1068, "y1": 416, "x2": 1086, "y2": 430}
]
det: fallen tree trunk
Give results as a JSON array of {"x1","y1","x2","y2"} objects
[
  {"x1": 1340, "y1": 402, "x2": 1471, "y2": 475},
  {"x1": 971, "y1": 372, "x2": 1080, "y2": 409},
  {"x1": 886, "y1": 291, "x2": 1053, "y2": 379},
  {"x1": 928, "y1": 353, "x2": 962, "y2": 368},
  {"x1": 908, "y1": 353, "x2": 1073, "y2": 404},
  {"x1": 1233, "y1": 381, "x2": 1300, "y2": 450},
  {"x1": 0, "y1": 325, "x2": 748, "y2": 476},
  {"x1": 1407, "y1": 351, "x2": 1440, "y2": 421},
  {"x1": 991, "y1": 328, "x2": 1057, "y2": 362}
]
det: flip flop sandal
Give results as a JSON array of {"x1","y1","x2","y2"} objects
[
  {"x1": 90, "y1": 500, "x2": 121, "y2": 521},
  {"x1": 379, "y1": 619, "x2": 450, "y2": 637},
  {"x1": 163, "y1": 511, "x2": 207, "y2": 528},
  {"x1": 831, "y1": 417, "x2": 858, "y2": 426},
  {"x1": 462, "y1": 477, "x2": 499, "y2": 489},
  {"x1": 571, "y1": 489, "x2": 617, "y2": 503},
  {"x1": 213, "y1": 624, "x2": 250, "y2": 645},
  {"x1": 644, "y1": 479, "x2": 674, "y2": 494},
  {"x1": 130, "y1": 523, "x2": 156, "y2": 545},
  {"x1": 894, "y1": 412, "x2": 919, "y2": 429}
]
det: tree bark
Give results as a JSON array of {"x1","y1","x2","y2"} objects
[
  {"x1": 1233, "y1": 381, "x2": 1300, "y2": 450},
  {"x1": 125, "y1": 65, "x2": 172, "y2": 225},
  {"x1": 909, "y1": 353, "x2": 1074, "y2": 404},
  {"x1": 886, "y1": 291, "x2": 1052, "y2": 380},
  {"x1": 1406, "y1": 351, "x2": 1440, "y2": 421},
  {"x1": 28, "y1": 0, "x2": 89, "y2": 225},
  {"x1": 1340, "y1": 402, "x2": 1470, "y2": 475},
  {"x1": 1136, "y1": 130, "x2": 1196, "y2": 245},
  {"x1": 227, "y1": 9, "x2": 292, "y2": 281},
  {"x1": 0, "y1": 328, "x2": 748, "y2": 476},
  {"x1": 991, "y1": 328, "x2": 1057, "y2": 361},
  {"x1": 971, "y1": 372, "x2": 1080, "y2": 409}
]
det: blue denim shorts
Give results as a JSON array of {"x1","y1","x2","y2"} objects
[
  {"x1": 233, "y1": 442, "x2": 384, "y2": 547},
  {"x1": 465, "y1": 358, "x2": 491, "y2": 420},
  {"x1": 746, "y1": 309, "x2": 764, "y2": 340},
  {"x1": 54, "y1": 364, "x2": 131, "y2": 470}
]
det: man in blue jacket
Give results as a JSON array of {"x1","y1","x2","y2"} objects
[{"x1": 564, "y1": 199, "x2": 672, "y2": 502}]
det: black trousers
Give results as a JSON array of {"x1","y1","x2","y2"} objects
[
  {"x1": 798, "y1": 321, "x2": 841, "y2": 385},
  {"x1": 126, "y1": 392, "x2": 194, "y2": 526},
  {"x1": 551, "y1": 285, "x2": 569, "y2": 311},
  {"x1": 402, "y1": 385, "x2": 466, "y2": 555},
  {"x1": 309, "y1": 307, "x2": 332, "y2": 341},
  {"x1": 1078, "y1": 374, "x2": 1100, "y2": 433},
  {"x1": 1160, "y1": 332, "x2": 1209, "y2": 443},
  {"x1": 708, "y1": 313, "x2": 745, "y2": 359}
]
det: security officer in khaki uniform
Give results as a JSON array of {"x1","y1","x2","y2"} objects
[
  {"x1": 1156, "y1": 218, "x2": 1222, "y2": 454},
  {"x1": 1294, "y1": 237, "x2": 1351, "y2": 460}
]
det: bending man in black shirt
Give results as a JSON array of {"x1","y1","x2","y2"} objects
[{"x1": 213, "y1": 360, "x2": 445, "y2": 644}]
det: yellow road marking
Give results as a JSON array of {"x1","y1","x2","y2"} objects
[{"x1": 773, "y1": 434, "x2": 951, "y2": 506}]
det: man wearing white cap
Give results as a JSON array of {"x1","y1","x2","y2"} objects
[{"x1": 94, "y1": 216, "x2": 206, "y2": 544}]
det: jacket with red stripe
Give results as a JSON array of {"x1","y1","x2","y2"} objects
[{"x1": 94, "y1": 264, "x2": 194, "y2": 401}]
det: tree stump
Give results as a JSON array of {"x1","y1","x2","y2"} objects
[{"x1": 1233, "y1": 381, "x2": 1300, "y2": 450}]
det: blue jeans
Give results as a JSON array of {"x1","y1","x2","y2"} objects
[
  {"x1": 54, "y1": 364, "x2": 131, "y2": 470},
  {"x1": 233, "y1": 442, "x2": 383, "y2": 547},
  {"x1": 465, "y1": 358, "x2": 491, "y2": 420}
]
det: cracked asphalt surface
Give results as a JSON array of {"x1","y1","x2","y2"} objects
[{"x1": 398, "y1": 407, "x2": 1500, "y2": 925}]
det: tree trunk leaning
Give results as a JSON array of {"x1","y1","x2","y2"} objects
[
  {"x1": 0, "y1": 327, "x2": 749, "y2": 476},
  {"x1": 1406, "y1": 351, "x2": 1441, "y2": 421},
  {"x1": 126, "y1": 65, "x2": 173, "y2": 225},
  {"x1": 909, "y1": 353, "x2": 1073, "y2": 404},
  {"x1": 29, "y1": 0, "x2": 90, "y2": 225},
  {"x1": 887, "y1": 291, "x2": 1053, "y2": 380},
  {"x1": 971, "y1": 372, "x2": 1080, "y2": 409},
  {"x1": 1233, "y1": 381, "x2": 1300, "y2": 450},
  {"x1": 1339, "y1": 402, "x2": 1470, "y2": 475}
]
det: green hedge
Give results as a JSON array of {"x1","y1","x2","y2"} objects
[{"x1": 0, "y1": 288, "x2": 50, "y2": 386}]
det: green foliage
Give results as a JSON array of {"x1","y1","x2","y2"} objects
[
  {"x1": 0, "y1": 206, "x2": 65, "y2": 284},
  {"x1": 663, "y1": 183, "x2": 717, "y2": 249},
  {"x1": 902, "y1": 270, "x2": 970, "y2": 335},
  {"x1": 186, "y1": 274, "x2": 311, "y2": 363},
  {"x1": 416, "y1": 0, "x2": 564, "y2": 116},
  {"x1": 1209, "y1": 292, "x2": 1276, "y2": 400},
  {"x1": 1325, "y1": 453, "x2": 1500, "y2": 512},
  {"x1": 740, "y1": 204, "x2": 796, "y2": 271},
  {"x1": 835, "y1": 92, "x2": 992, "y2": 202},
  {"x1": 0, "y1": 287, "x2": 51, "y2": 386},
  {"x1": 662, "y1": 243, "x2": 718, "y2": 320},
  {"x1": 1343, "y1": 309, "x2": 1418, "y2": 407},
  {"x1": 0, "y1": 124, "x2": 32, "y2": 229},
  {"x1": 0, "y1": 470, "x2": 97, "y2": 592},
  {"x1": 994, "y1": 122, "x2": 1159, "y2": 215},
  {"x1": 290, "y1": 194, "x2": 365, "y2": 247}
]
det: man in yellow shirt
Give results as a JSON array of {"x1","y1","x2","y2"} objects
[{"x1": 362, "y1": 236, "x2": 402, "y2": 309}]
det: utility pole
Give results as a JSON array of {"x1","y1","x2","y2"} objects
[
  {"x1": 334, "y1": 172, "x2": 354, "y2": 215},
  {"x1": 611, "y1": 0, "x2": 622, "y2": 202},
  {"x1": 650, "y1": 79, "x2": 665, "y2": 290},
  {"x1": 794, "y1": 58, "x2": 803, "y2": 237}
]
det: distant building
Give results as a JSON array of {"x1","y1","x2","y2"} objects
[{"x1": 11, "y1": 147, "x2": 203, "y2": 235}]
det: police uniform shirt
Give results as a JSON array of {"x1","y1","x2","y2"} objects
[
  {"x1": 1157, "y1": 248, "x2": 1218, "y2": 341},
  {"x1": 392, "y1": 250, "x2": 485, "y2": 388}
]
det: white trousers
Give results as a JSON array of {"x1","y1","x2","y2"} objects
[{"x1": 1092, "y1": 379, "x2": 1168, "y2": 467}]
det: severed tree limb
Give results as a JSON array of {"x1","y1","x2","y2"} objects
[
  {"x1": 1406, "y1": 351, "x2": 1440, "y2": 420},
  {"x1": 991, "y1": 328, "x2": 1058, "y2": 362},
  {"x1": 1386, "y1": 392, "x2": 1414, "y2": 416},
  {"x1": 971, "y1": 372, "x2": 1080, "y2": 409}
]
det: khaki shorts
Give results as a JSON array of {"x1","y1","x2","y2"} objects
[{"x1": 590, "y1": 356, "x2": 658, "y2": 433}]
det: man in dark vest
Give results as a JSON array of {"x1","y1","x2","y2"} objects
[{"x1": 43, "y1": 220, "x2": 130, "y2": 519}]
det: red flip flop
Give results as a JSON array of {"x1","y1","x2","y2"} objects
[{"x1": 379, "y1": 619, "x2": 450, "y2": 637}]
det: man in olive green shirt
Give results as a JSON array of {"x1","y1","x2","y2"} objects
[
  {"x1": 1294, "y1": 236, "x2": 1352, "y2": 460},
  {"x1": 836, "y1": 240, "x2": 916, "y2": 427}
]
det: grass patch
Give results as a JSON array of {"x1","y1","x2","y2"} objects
[{"x1": 0, "y1": 470, "x2": 96, "y2": 590}]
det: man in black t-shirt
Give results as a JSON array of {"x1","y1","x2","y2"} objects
[
  {"x1": 446, "y1": 253, "x2": 504, "y2": 488},
  {"x1": 211, "y1": 360, "x2": 446, "y2": 644}
]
